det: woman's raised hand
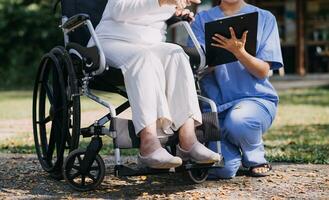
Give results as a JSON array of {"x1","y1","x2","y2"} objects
[
  {"x1": 159, "y1": 0, "x2": 201, "y2": 9},
  {"x1": 211, "y1": 27, "x2": 248, "y2": 56}
]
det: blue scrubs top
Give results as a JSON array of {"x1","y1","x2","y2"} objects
[{"x1": 188, "y1": 4, "x2": 284, "y2": 122}]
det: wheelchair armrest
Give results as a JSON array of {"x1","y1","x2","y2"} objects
[
  {"x1": 62, "y1": 14, "x2": 90, "y2": 30},
  {"x1": 166, "y1": 15, "x2": 191, "y2": 27},
  {"x1": 166, "y1": 17, "x2": 207, "y2": 71},
  {"x1": 62, "y1": 14, "x2": 106, "y2": 76},
  {"x1": 66, "y1": 42, "x2": 100, "y2": 74},
  {"x1": 181, "y1": 46, "x2": 200, "y2": 69}
]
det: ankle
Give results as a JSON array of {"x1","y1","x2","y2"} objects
[
  {"x1": 179, "y1": 138, "x2": 197, "y2": 151},
  {"x1": 139, "y1": 135, "x2": 161, "y2": 156}
]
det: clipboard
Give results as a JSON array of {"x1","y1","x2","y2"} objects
[{"x1": 205, "y1": 12, "x2": 258, "y2": 66}]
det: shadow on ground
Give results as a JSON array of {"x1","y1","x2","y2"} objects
[
  {"x1": 0, "y1": 155, "x2": 196, "y2": 199},
  {"x1": 1, "y1": 154, "x2": 329, "y2": 199}
]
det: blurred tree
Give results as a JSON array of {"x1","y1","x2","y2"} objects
[{"x1": 0, "y1": 0, "x2": 62, "y2": 89}]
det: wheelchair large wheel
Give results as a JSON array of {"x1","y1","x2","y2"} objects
[
  {"x1": 63, "y1": 149, "x2": 105, "y2": 191},
  {"x1": 32, "y1": 47, "x2": 80, "y2": 179},
  {"x1": 51, "y1": 47, "x2": 81, "y2": 152}
]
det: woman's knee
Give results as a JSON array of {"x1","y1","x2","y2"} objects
[{"x1": 224, "y1": 112, "x2": 263, "y2": 145}]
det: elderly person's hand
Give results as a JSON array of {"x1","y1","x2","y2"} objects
[
  {"x1": 211, "y1": 27, "x2": 248, "y2": 56},
  {"x1": 159, "y1": 0, "x2": 201, "y2": 9},
  {"x1": 175, "y1": 8, "x2": 195, "y2": 21}
]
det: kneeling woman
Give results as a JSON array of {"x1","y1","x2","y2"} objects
[
  {"x1": 189, "y1": 0, "x2": 283, "y2": 177},
  {"x1": 88, "y1": 0, "x2": 221, "y2": 169}
]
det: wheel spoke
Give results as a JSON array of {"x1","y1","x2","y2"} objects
[
  {"x1": 43, "y1": 116, "x2": 52, "y2": 124},
  {"x1": 44, "y1": 83, "x2": 54, "y2": 105}
]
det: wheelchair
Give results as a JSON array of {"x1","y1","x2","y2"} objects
[{"x1": 32, "y1": 0, "x2": 224, "y2": 191}]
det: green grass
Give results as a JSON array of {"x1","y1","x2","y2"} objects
[
  {"x1": 264, "y1": 86, "x2": 329, "y2": 164},
  {"x1": 0, "y1": 132, "x2": 138, "y2": 156},
  {"x1": 0, "y1": 91, "x2": 34, "y2": 119},
  {"x1": 0, "y1": 89, "x2": 131, "y2": 155},
  {"x1": 0, "y1": 87, "x2": 328, "y2": 163},
  {"x1": 0, "y1": 90, "x2": 126, "y2": 120}
]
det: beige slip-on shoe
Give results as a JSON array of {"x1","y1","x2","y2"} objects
[
  {"x1": 138, "y1": 147, "x2": 183, "y2": 169},
  {"x1": 176, "y1": 141, "x2": 222, "y2": 164}
]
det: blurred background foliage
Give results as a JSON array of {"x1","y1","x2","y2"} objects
[{"x1": 0, "y1": 0, "x2": 62, "y2": 89}]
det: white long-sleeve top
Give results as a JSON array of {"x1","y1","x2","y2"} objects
[{"x1": 94, "y1": 0, "x2": 176, "y2": 44}]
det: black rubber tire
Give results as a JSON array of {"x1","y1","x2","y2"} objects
[
  {"x1": 63, "y1": 149, "x2": 105, "y2": 191},
  {"x1": 32, "y1": 47, "x2": 81, "y2": 179},
  {"x1": 51, "y1": 47, "x2": 81, "y2": 152}
]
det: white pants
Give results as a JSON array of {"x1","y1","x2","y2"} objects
[{"x1": 98, "y1": 39, "x2": 202, "y2": 134}]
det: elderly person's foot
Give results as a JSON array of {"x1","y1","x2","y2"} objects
[
  {"x1": 138, "y1": 147, "x2": 182, "y2": 169},
  {"x1": 139, "y1": 136, "x2": 182, "y2": 169},
  {"x1": 176, "y1": 141, "x2": 221, "y2": 164},
  {"x1": 177, "y1": 118, "x2": 221, "y2": 164},
  {"x1": 139, "y1": 124, "x2": 182, "y2": 169}
]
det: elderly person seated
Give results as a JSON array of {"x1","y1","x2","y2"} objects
[{"x1": 88, "y1": 0, "x2": 221, "y2": 169}]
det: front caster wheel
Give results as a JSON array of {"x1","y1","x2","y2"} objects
[
  {"x1": 187, "y1": 168, "x2": 209, "y2": 184},
  {"x1": 63, "y1": 149, "x2": 105, "y2": 191}
]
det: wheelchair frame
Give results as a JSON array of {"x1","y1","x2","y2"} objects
[{"x1": 32, "y1": 4, "x2": 223, "y2": 191}]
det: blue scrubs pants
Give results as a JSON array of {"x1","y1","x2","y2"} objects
[{"x1": 208, "y1": 99, "x2": 274, "y2": 179}]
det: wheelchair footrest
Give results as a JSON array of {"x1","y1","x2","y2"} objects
[
  {"x1": 114, "y1": 164, "x2": 172, "y2": 177},
  {"x1": 81, "y1": 125, "x2": 108, "y2": 138},
  {"x1": 175, "y1": 159, "x2": 224, "y2": 172},
  {"x1": 114, "y1": 159, "x2": 224, "y2": 177}
]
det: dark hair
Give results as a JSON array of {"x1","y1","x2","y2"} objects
[{"x1": 218, "y1": 0, "x2": 222, "y2": 5}]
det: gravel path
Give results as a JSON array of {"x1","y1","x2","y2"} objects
[{"x1": 0, "y1": 154, "x2": 328, "y2": 199}]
